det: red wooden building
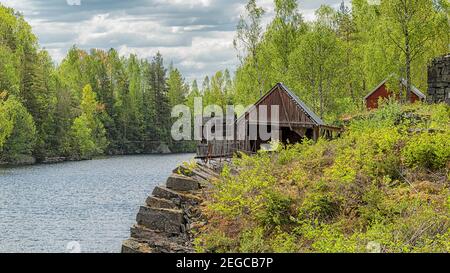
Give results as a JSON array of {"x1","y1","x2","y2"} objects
[{"x1": 365, "y1": 78, "x2": 426, "y2": 109}]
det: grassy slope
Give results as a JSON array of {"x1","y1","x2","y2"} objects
[{"x1": 195, "y1": 102, "x2": 450, "y2": 253}]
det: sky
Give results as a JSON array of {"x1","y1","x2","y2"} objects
[{"x1": 1, "y1": 0, "x2": 349, "y2": 83}]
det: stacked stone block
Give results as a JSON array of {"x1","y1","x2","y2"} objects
[
  {"x1": 428, "y1": 54, "x2": 450, "y2": 105},
  {"x1": 121, "y1": 162, "x2": 221, "y2": 253}
]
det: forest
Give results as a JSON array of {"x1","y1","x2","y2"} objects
[
  {"x1": 0, "y1": 4, "x2": 198, "y2": 163},
  {"x1": 0, "y1": 0, "x2": 449, "y2": 164}
]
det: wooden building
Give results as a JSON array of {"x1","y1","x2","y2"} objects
[
  {"x1": 196, "y1": 83, "x2": 342, "y2": 159},
  {"x1": 365, "y1": 78, "x2": 426, "y2": 110}
]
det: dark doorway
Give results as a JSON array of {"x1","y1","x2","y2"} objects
[{"x1": 281, "y1": 127, "x2": 303, "y2": 144}]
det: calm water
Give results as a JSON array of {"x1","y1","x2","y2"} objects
[{"x1": 0, "y1": 154, "x2": 194, "y2": 253}]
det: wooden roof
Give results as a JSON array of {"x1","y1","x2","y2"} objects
[{"x1": 237, "y1": 83, "x2": 325, "y2": 126}]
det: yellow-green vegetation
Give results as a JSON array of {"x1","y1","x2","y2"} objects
[
  {"x1": 195, "y1": 102, "x2": 450, "y2": 253},
  {"x1": 178, "y1": 160, "x2": 198, "y2": 176}
]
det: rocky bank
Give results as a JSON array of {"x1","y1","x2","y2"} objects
[{"x1": 121, "y1": 161, "x2": 223, "y2": 253}]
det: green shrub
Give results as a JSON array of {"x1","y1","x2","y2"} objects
[
  {"x1": 259, "y1": 191, "x2": 293, "y2": 227},
  {"x1": 300, "y1": 223, "x2": 358, "y2": 253},
  {"x1": 178, "y1": 160, "x2": 198, "y2": 176},
  {"x1": 299, "y1": 189, "x2": 339, "y2": 223},
  {"x1": 402, "y1": 132, "x2": 450, "y2": 170},
  {"x1": 198, "y1": 103, "x2": 450, "y2": 253},
  {"x1": 194, "y1": 230, "x2": 236, "y2": 253},
  {"x1": 270, "y1": 228, "x2": 299, "y2": 253},
  {"x1": 239, "y1": 227, "x2": 269, "y2": 253}
]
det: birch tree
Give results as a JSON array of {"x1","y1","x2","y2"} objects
[
  {"x1": 234, "y1": 0, "x2": 265, "y2": 97},
  {"x1": 382, "y1": 0, "x2": 447, "y2": 101}
]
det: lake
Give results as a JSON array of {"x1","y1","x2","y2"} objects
[{"x1": 0, "y1": 154, "x2": 195, "y2": 253}]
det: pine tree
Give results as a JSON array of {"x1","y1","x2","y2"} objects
[
  {"x1": 153, "y1": 53, "x2": 170, "y2": 141},
  {"x1": 167, "y1": 67, "x2": 188, "y2": 107}
]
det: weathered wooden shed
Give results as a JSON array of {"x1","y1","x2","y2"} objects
[
  {"x1": 365, "y1": 78, "x2": 426, "y2": 110},
  {"x1": 196, "y1": 83, "x2": 342, "y2": 159}
]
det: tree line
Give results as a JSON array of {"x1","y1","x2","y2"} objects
[
  {"x1": 1, "y1": 1, "x2": 449, "y2": 163},
  {"x1": 0, "y1": 5, "x2": 193, "y2": 163},
  {"x1": 223, "y1": 0, "x2": 448, "y2": 121}
]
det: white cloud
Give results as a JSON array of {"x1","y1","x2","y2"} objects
[{"x1": 1, "y1": 0, "x2": 347, "y2": 83}]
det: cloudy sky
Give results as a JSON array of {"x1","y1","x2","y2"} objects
[{"x1": 2, "y1": 0, "x2": 348, "y2": 83}]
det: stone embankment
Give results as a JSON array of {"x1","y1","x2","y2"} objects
[{"x1": 121, "y1": 161, "x2": 222, "y2": 253}]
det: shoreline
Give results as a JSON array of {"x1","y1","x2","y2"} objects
[{"x1": 0, "y1": 152, "x2": 196, "y2": 168}]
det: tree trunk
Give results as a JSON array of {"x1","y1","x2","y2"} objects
[
  {"x1": 254, "y1": 53, "x2": 263, "y2": 98},
  {"x1": 404, "y1": 24, "x2": 412, "y2": 103},
  {"x1": 319, "y1": 74, "x2": 324, "y2": 119}
]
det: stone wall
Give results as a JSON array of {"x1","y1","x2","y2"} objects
[
  {"x1": 428, "y1": 54, "x2": 450, "y2": 105},
  {"x1": 121, "y1": 162, "x2": 222, "y2": 253}
]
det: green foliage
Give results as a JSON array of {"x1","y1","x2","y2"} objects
[
  {"x1": 239, "y1": 227, "x2": 269, "y2": 253},
  {"x1": 403, "y1": 132, "x2": 450, "y2": 170},
  {"x1": 193, "y1": 230, "x2": 236, "y2": 253},
  {"x1": 0, "y1": 96, "x2": 14, "y2": 150},
  {"x1": 178, "y1": 160, "x2": 198, "y2": 176},
  {"x1": 270, "y1": 228, "x2": 299, "y2": 253},
  {"x1": 229, "y1": 0, "x2": 449, "y2": 123},
  {"x1": 209, "y1": 152, "x2": 277, "y2": 218},
  {"x1": 168, "y1": 68, "x2": 189, "y2": 107},
  {"x1": 0, "y1": 96, "x2": 36, "y2": 161},
  {"x1": 197, "y1": 104, "x2": 450, "y2": 253},
  {"x1": 63, "y1": 85, "x2": 107, "y2": 159},
  {"x1": 65, "y1": 114, "x2": 96, "y2": 159},
  {"x1": 0, "y1": 3, "x2": 195, "y2": 163},
  {"x1": 299, "y1": 189, "x2": 339, "y2": 223},
  {"x1": 261, "y1": 191, "x2": 293, "y2": 227}
]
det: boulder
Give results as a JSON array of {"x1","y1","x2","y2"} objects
[
  {"x1": 121, "y1": 239, "x2": 153, "y2": 253},
  {"x1": 146, "y1": 196, "x2": 178, "y2": 210},
  {"x1": 130, "y1": 225, "x2": 192, "y2": 253},
  {"x1": 166, "y1": 174, "x2": 199, "y2": 191},
  {"x1": 136, "y1": 206, "x2": 184, "y2": 234},
  {"x1": 152, "y1": 186, "x2": 202, "y2": 206}
]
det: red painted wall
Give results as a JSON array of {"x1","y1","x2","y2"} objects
[{"x1": 365, "y1": 83, "x2": 421, "y2": 110}]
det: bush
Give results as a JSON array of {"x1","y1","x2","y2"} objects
[
  {"x1": 270, "y1": 228, "x2": 299, "y2": 253},
  {"x1": 194, "y1": 230, "x2": 236, "y2": 253},
  {"x1": 260, "y1": 191, "x2": 293, "y2": 227},
  {"x1": 239, "y1": 227, "x2": 269, "y2": 253},
  {"x1": 197, "y1": 103, "x2": 450, "y2": 253},
  {"x1": 402, "y1": 132, "x2": 450, "y2": 170}
]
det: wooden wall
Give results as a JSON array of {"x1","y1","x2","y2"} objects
[
  {"x1": 244, "y1": 85, "x2": 315, "y2": 126},
  {"x1": 366, "y1": 83, "x2": 421, "y2": 110}
]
